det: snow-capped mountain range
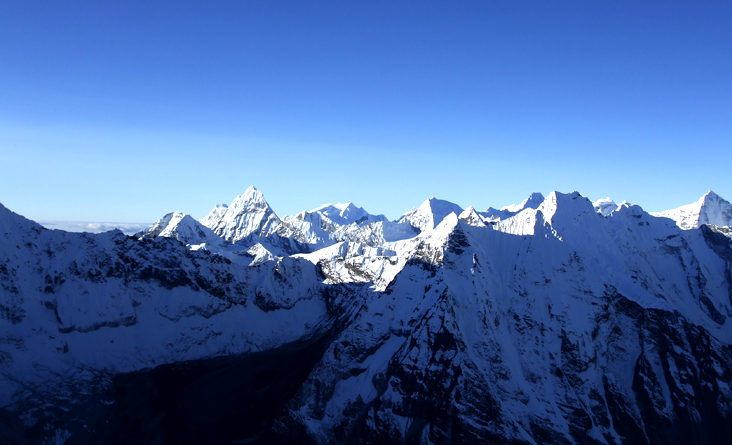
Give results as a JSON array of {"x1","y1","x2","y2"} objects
[{"x1": 1, "y1": 188, "x2": 732, "y2": 444}]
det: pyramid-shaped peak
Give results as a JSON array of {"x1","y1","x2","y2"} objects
[
  {"x1": 702, "y1": 190, "x2": 725, "y2": 202},
  {"x1": 421, "y1": 197, "x2": 463, "y2": 213},
  {"x1": 200, "y1": 187, "x2": 282, "y2": 242},
  {"x1": 229, "y1": 186, "x2": 272, "y2": 212},
  {"x1": 235, "y1": 185, "x2": 264, "y2": 201},
  {"x1": 399, "y1": 197, "x2": 463, "y2": 232},
  {"x1": 142, "y1": 211, "x2": 190, "y2": 239},
  {"x1": 459, "y1": 206, "x2": 486, "y2": 227},
  {"x1": 698, "y1": 191, "x2": 732, "y2": 228}
]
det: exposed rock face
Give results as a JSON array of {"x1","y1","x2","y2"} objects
[{"x1": 1, "y1": 190, "x2": 732, "y2": 444}]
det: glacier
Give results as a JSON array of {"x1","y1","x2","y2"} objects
[{"x1": 1, "y1": 189, "x2": 731, "y2": 444}]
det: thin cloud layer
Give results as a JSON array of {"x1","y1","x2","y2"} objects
[{"x1": 39, "y1": 221, "x2": 150, "y2": 235}]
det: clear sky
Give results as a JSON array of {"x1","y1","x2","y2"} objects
[{"x1": 1, "y1": 1, "x2": 730, "y2": 223}]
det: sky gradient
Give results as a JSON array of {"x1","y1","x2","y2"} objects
[{"x1": 1, "y1": 1, "x2": 731, "y2": 223}]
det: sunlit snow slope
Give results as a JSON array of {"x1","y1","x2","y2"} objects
[{"x1": 1, "y1": 189, "x2": 732, "y2": 445}]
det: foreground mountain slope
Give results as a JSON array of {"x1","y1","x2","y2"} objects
[
  {"x1": 275, "y1": 193, "x2": 732, "y2": 444},
  {"x1": 1, "y1": 190, "x2": 732, "y2": 444},
  {"x1": 0, "y1": 202, "x2": 364, "y2": 443}
]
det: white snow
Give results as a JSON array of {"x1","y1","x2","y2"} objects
[
  {"x1": 3, "y1": 187, "x2": 732, "y2": 442},
  {"x1": 652, "y1": 191, "x2": 732, "y2": 229},
  {"x1": 200, "y1": 186, "x2": 283, "y2": 243},
  {"x1": 398, "y1": 197, "x2": 463, "y2": 232},
  {"x1": 593, "y1": 197, "x2": 617, "y2": 217}
]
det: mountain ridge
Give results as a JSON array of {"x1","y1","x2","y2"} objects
[{"x1": 1, "y1": 189, "x2": 732, "y2": 444}]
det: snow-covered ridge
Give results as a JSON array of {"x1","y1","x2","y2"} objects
[
  {"x1": 152, "y1": 187, "x2": 732, "y2": 253},
  {"x1": 3, "y1": 188, "x2": 732, "y2": 444},
  {"x1": 309, "y1": 202, "x2": 376, "y2": 226},
  {"x1": 480, "y1": 191, "x2": 545, "y2": 221}
]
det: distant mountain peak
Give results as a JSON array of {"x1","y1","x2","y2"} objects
[
  {"x1": 480, "y1": 192, "x2": 545, "y2": 221},
  {"x1": 200, "y1": 186, "x2": 282, "y2": 242},
  {"x1": 500, "y1": 192, "x2": 545, "y2": 213},
  {"x1": 140, "y1": 211, "x2": 221, "y2": 246},
  {"x1": 230, "y1": 186, "x2": 269, "y2": 209},
  {"x1": 309, "y1": 202, "x2": 370, "y2": 226},
  {"x1": 652, "y1": 191, "x2": 732, "y2": 229},
  {"x1": 458, "y1": 206, "x2": 486, "y2": 227},
  {"x1": 399, "y1": 197, "x2": 463, "y2": 232}
]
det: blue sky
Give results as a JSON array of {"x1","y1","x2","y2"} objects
[{"x1": 1, "y1": 1, "x2": 730, "y2": 222}]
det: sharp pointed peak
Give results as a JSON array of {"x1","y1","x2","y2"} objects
[
  {"x1": 693, "y1": 190, "x2": 731, "y2": 209},
  {"x1": 419, "y1": 196, "x2": 462, "y2": 210},
  {"x1": 421, "y1": 196, "x2": 457, "y2": 205},
  {"x1": 459, "y1": 206, "x2": 486, "y2": 227},
  {"x1": 702, "y1": 190, "x2": 723, "y2": 200},
  {"x1": 238, "y1": 185, "x2": 262, "y2": 197},
  {"x1": 230, "y1": 186, "x2": 270, "y2": 207}
]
